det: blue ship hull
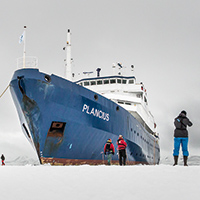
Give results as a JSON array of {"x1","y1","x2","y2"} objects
[{"x1": 10, "y1": 68, "x2": 160, "y2": 165}]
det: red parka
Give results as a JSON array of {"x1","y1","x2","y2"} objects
[{"x1": 117, "y1": 138, "x2": 127, "y2": 150}]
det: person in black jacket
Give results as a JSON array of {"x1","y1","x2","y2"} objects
[
  {"x1": 1, "y1": 154, "x2": 5, "y2": 166},
  {"x1": 173, "y1": 110, "x2": 193, "y2": 166}
]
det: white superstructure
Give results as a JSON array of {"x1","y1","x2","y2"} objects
[{"x1": 76, "y1": 72, "x2": 157, "y2": 136}]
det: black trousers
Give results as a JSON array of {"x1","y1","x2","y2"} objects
[{"x1": 118, "y1": 149, "x2": 126, "y2": 165}]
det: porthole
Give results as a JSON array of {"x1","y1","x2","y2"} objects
[
  {"x1": 44, "y1": 75, "x2": 51, "y2": 83},
  {"x1": 94, "y1": 94, "x2": 98, "y2": 101},
  {"x1": 116, "y1": 106, "x2": 119, "y2": 111}
]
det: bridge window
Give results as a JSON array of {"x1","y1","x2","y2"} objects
[
  {"x1": 104, "y1": 80, "x2": 109, "y2": 84},
  {"x1": 129, "y1": 79, "x2": 134, "y2": 84},
  {"x1": 84, "y1": 81, "x2": 89, "y2": 86},
  {"x1": 117, "y1": 79, "x2": 122, "y2": 84},
  {"x1": 110, "y1": 79, "x2": 116, "y2": 84},
  {"x1": 91, "y1": 81, "x2": 96, "y2": 85},
  {"x1": 122, "y1": 79, "x2": 127, "y2": 84},
  {"x1": 97, "y1": 80, "x2": 102, "y2": 85}
]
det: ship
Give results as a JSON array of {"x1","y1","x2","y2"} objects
[{"x1": 10, "y1": 29, "x2": 160, "y2": 165}]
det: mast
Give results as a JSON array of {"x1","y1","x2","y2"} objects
[
  {"x1": 64, "y1": 29, "x2": 72, "y2": 80},
  {"x1": 19, "y1": 26, "x2": 26, "y2": 68},
  {"x1": 23, "y1": 26, "x2": 26, "y2": 68}
]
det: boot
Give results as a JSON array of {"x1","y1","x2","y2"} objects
[
  {"x1": 173, "y1": 156, "x2": 178, "y2": 166},
  {"x1": 184, "y1": 156, "x2": 188, "y2": 166}
]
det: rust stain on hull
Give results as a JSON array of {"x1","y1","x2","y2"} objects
[{"x1": 41, "y1": 157, "x2": 147, "y2": 166}]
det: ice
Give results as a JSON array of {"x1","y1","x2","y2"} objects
[{"x1": 1, "y1": 161, "x2": 200, "y2": 200}]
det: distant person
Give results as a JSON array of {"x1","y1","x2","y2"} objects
[
  {"x1": 117, "y1": 135, "x2": 127, "y2": 166},
  {"x1": 104, "y1": 139, "x2": 115, "y2": 165},
  {"x1": 173, "y1": 110, "x2": 193, "y2": 166},
  {"x1": 1, "y1": 154, "x2": 5, "y2": 166}
]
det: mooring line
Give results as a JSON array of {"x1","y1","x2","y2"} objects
[{"x1": 0, "y1": 84, "x2": 10, "y2": 98}]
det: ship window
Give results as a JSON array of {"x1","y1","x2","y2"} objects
[
  {"x1": 117, "y1": 79, "x2": 122, "y2": 84},
  {"x1": 125, "y1": 102, "x2": 131, "y2": 105},
  {"x1": 110, "y1": 79, "x2": 116, "y2": 84},
  {"x1": 79, "y1": 83, "x2": 83, "y2": 86},
  {"x1": 116, "y1": 106, "x2": 119, "y2": 111},
  {"x1": 104, "y1": 80, "x2": 109, "y2": 84},
  {"x1": 118, "y1": 101, "x2": 124, "y2": 104},
  {"x1": 97, "y1": 80, "x2": 102, "y2": 85},
  {"x1": 91, "y1": 81, "x2": 96, "y2": 85},
  {"x1": 84, "y1": 81, "x2": 89, "y2": 86},
  {"x1": 122, "y1": 79, "x2": 127, "y2": 84},
  {"x1": 94, "y1": 94, "x2": 98, "y2": 100},
  {"x1": 129, "y1": 79, "x2": 134, "y2": 84}
]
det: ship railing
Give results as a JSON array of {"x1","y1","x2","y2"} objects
[{"x1": 17, "y1": 56, "x2": 38, "y2": 69}]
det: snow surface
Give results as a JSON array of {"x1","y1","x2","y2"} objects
[{"x1": 1, "y1": 161, "x2": 200, "y2": 200}]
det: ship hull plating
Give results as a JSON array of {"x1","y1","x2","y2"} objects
[{"x1": 10, "y1": 68, "x2": 160, "y2": 165}]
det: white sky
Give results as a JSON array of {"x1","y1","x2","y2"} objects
[{"x1": 0, "y1": 0, "x2": 200, "y2": 161}]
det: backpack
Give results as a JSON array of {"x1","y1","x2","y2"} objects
[
  {"x1": 105, "y1": 143, "x2": 111, "y2": 152},
  {"x1": 174, "y1": 117, "x2": 186, "y2": 129}
]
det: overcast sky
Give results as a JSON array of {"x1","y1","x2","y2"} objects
[{"x1": 0, "y1": 0, "x2": 200, "y2": 161}]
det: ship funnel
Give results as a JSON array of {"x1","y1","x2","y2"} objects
[
  {"x1": 96, "y1": 68, "x2": 101, "y2": 77},
  {"x1": 64, "y1": 29, "x2": 72, "y2": 80}
]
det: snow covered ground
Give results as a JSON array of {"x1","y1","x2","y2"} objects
[{"x1": 1, "y1": 159, "x2": 200, "y2": 200}]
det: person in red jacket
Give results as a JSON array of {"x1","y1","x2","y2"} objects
[
  {"x1": 104, "y1": 139, "x2": 115, "y2": 165},
  {"x1": 117, "y1": 135, "x2": 127, "y2": 166}
]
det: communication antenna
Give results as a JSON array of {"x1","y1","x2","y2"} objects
[
  {"x1": 83, "y1": 71, "x2": 93, "y2": 77},
  {"x1": 131, "y1": 65, "x2": 134, "y2": 74}
]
